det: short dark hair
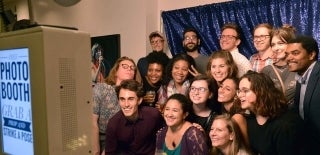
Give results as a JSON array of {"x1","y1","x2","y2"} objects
[
  {"x1": 190, "y1": 74, "x2": 218, "y2": 99},
  {"x1": 116, "y1": 79, "x2": 144, "y2": 98},
  {"x1": 165, "y1": 93, "x2": 192, "y2": 114},
  {"x1": 183, "y1": 27, "x2": 200, "y2": 39},
  {"x1": 221, "y1": 23, "x2": 241, "y2": 39},
  {"x1": 149, "y1": 31, "x2": 164, "y2": 41},
  {"x1": 287, "y1": 35, "x2": 319, "y2": 60}
]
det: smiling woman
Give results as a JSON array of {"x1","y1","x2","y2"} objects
[
  {"x1": 209, "y1": 114, "x2": 250, "y2": 155},
  {"x1": 157, "y1": 53, "x2": 195, "y2": 111},
  {"x1": 156, "y1": 94, "x2": 208, "y2": 155}
]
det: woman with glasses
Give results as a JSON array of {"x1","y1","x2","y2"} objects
[
  {"x1": 207, "y1": 50, "x2": 238, "y2": 85},
  {"x1": 250, "y1": 23, "x2": 274, "y2": 73},
  {"x1": 186, "y1": 75, "x2": 219, "y2": 147},
  {"x1": 92, "y1": 56, "x2": 141, "y2": 155},
  {"x1": 218, "y1": 77, "x2": 249, "y2": 147},
  {"x1": 261, "y1": 25, "x2": 296, "y2": 106},
  {"x1": 157, "y1": 53, "x2": 195, "y2": 112},
  {"x1": 238, "y1": 71, "x2": 303, "y2": 155},
  {"x1": 156, "y1": 94, "x2": 208, "y2": 155}
]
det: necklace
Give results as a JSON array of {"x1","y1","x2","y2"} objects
[{"x1": 274, "y1": 64, "x2": 287, "y2": 73}]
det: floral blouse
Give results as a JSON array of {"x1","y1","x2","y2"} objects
[{"x1": 92, "y1": 83, "x2": 120, "y2": 133}]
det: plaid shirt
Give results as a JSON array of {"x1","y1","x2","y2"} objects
[{"x1": 250, "y1": 53, "x2": 273, "y2": 73}]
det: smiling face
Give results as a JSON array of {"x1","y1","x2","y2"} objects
[
  {"x1": 146, "y1": 63, "x2": 163, "y2": 85},
  {"x1": 172, "y1": 60, "x2": 189, "y2": 85},
  {"x1": 118, "y1": 89, "x2": 142, "y2": 121},
  {"x1": 209, "y1": 119, "x2": 234, "y2": 149},
  {"x1": 218, "y1": 79, "x2": 237, "y2": 104},
  {"x1": 238, "y1": 78, "x2": 256, "y2": 111},
  {"x1": 183, "y1": 31, "x2": 200, "y2": 52},
  {"x1": 150, "y1": 36, "x2": 164, "y2": 52},
  {"x1": 271, "y1": 35, "x2": 288, "y2": 63},
  {"x1": 189, "y1": 80, "x2": 212, "y2": 105},
  {"x1": 253, "y1": 27, "x2": 271, "y2": 52},
  {"x1": 286, "y1": 43, "x2": 316, "y2": 75},
  {"x1": 220, "y1": 28, "x2": 240, "y2": 51},
  {"x1": 210, "y1": 58, "x2": 229, "y2": 83},
  {"x1": 163, "y1": 99, "x2": 187, "y2": 127}
]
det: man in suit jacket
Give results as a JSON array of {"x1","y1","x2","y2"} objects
[{"x1": 286, "y1": 35, "x2": 320, "y2": 154}]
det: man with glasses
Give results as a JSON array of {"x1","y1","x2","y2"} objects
[
  {"x1": 219, "y1": 23, "x2": 252, "y2": 77},
  {"x1": 250, "y1": 23, "x2": 274, "y2": 72},
  {"x1": 183, "y1": 27, "x2": 209, "y2": 74},
  {"x1": 137, "y1": 31, "x2": 170, "y2": 77}
]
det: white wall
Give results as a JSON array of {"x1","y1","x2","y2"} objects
[{"x1": 25, "y1": 0, "x2": 231, "y2": 62}]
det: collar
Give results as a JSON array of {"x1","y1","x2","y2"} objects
[
  {"x1": 295, "y1": 61, "x2": 316, "y2": 84},
  {"x1": 124, "y1": 107, "x2": 143, "y2": 125},
  {"x1": 251, "y1": 53, "x2": 273, "y2": 61},
  {"x1": 230, "y1": 48, "x2": 239, "y2": 53}
]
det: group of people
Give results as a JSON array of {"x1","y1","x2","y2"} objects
[{"x1": 91, "y1": 22, "x2": 320, "y2": 155}]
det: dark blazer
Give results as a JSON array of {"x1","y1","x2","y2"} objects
[{"x1": 295, "y1": 61, "x2": 320, "y2": 154}]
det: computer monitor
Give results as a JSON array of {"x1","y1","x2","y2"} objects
[{"x1": 0, "y1": 26, "x2": 92, "y2": 155}]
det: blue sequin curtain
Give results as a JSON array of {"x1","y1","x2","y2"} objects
[{"x1": 162, "y1": 0, "x2": 320, "y2": 58}]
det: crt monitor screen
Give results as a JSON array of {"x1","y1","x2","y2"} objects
[{"x1": 0, "y1": 47, "x2": 34, "y2": 155}]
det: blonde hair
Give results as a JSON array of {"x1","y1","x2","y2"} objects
[{"x1": 210, "y1": 114, "x2": 248, "y2": 155}]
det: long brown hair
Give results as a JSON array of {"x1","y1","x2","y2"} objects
[
  {"x1": 240, "y1": 71, "x2": 287, "y2": 118},
  {"x1": 206, "y1": 50, "x2": 239, "y2": 81}
]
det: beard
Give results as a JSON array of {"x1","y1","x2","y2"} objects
[{"x1": 183, "y1": 43, "x2": 199, "y2": 52}]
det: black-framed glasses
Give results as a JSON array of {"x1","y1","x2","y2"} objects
[
  {"x1": 121, "y1": 64, "x2": 136, "y2": 70},
  {"x1": 150, "y1": 39, "x2": 164, "y2": 45},
  {"x1": 190, "y1": 86, "x2": 208, "y2": 93},
  {"x1": 219, "y1": 35, "x2": 237, "y2": 40},
  {"x1": 236, "y1": 88, "x2": 251, "y2": 96},
  {"x1": 184, "y1": 36, "x2": 198, "y2": 41},
  {"x1": 253, "y1": 35, "x2": 270, "y2": 41}
]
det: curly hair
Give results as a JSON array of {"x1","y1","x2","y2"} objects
[
  {"x1": 105, "y1": 56, "x2": 141, "y2": 85},
  {"x1": 163, "y1": 53, "x2": 195, "y2": 85},
  {"x1": 240, "y1": 71, "x2": 287, "y2": 118},
  {"x1": 165, "y1": 93, "x2": 192, "y2": 114},
  {"x1": 206, "y1": 50, "x2": 239, "y2": 82}
]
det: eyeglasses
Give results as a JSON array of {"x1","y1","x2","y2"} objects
[
  {"x1": 236, "y1": 88, "x2": 251, "y2": 96},
  {"x1": 253, "y1": 35, "x2": 270, "y2": 41},
  {"x1": 184, "y1": 36, "x2": 197, "y2": 42},
  {"x1": 121, "y1": 64, "x2": 136, "y2": 70},
  {"x1": 150, "y1": 39, "x2": 164, "y2": 45},
  {"x1": 219, "y1": 35, "x2": 237, "y2": 40},
  {"x1": 189, "y1": 86, "x2": 208, "y2": 93}
]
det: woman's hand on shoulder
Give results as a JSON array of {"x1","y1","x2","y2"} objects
[{"x1": 192, "y1": 123, "x2": 204, "y2": 132}]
